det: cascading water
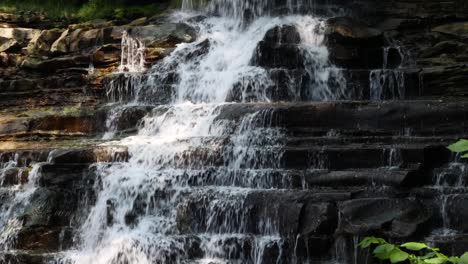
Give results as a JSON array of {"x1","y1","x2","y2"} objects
[
  {"x1": 431, "y1": 163, "x2": 467, "y2": 236},
  {"x1": 103, "y1": 33, "x2": 147, "y2": 140},
  {"x1": 57, "y1": 1, "x2": 346, "y2": 263},
  {"x1": 118, "y1": 31, "x2": 146, "y2": 73},
  {"x1": 369, "y1": 46, "x2": 408, "y2": 100},
  {"x1": 0, "y1": 161, "x2": 43, "y2": 252}
]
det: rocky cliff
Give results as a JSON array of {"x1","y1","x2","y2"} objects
[{"x1": 0, "y1": 0, "x2": 468, "y2": 263}]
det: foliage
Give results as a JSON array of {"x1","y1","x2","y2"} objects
[
  {"x1": 0, "y1": 0, "x2": 81, "y2": 19},
  {"x1": 0, "y1": 0, "x2": 175, "y2": 21},
  {"x1": 359, "y1": 237, "x2": 468, "y2": 264},
  {"x1": 448, "y1": 139, "x2": 468, "y2": 159}
]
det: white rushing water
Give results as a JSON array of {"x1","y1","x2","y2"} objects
[
  {"x1": 58, "y1": 1, "x2": 346, "y2": 263},
  {"x1": 119, "y1": 31, "x2": 146, "y2": 73}
]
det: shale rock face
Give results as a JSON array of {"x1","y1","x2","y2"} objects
[{"x1": 0, "y1": 1, "x2": 468, "y2": 264}]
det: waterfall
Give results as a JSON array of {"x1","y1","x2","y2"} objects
[{"x1": 57, "y1": 1, "x2": 346, "y2": 263}]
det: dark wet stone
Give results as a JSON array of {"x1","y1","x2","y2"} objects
[{"x1": 338, "y1": 198, "x2": 433, "y2": 238}]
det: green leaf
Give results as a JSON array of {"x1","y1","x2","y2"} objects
[
  {"x1": 374, "y1": 244, "x2": 396, "y2": 260},
  {"x1": 448, "y1": 139, "x2": 468, "y2": 153},
  {"x1": 459, "y1": 252, "x2": 468, "y2": 264},
  {"x1": 422, "y1": 252, "x2": 438, "y2": 259},
  {"x1": 425, "y1": 257, "x2": 449, "y2": 264},
  {"x1": 359, "y1": 237, "x2": 386, "y2": 248},
  {"x1": 374, "y1": 244, "x2": 395, "y2": 254},
  {"x1": 461, "y1": 153, "x2": 468, "y2": 159},
  {"x1": 390, "y1": 249, "x2": 409, "y2": 263},
  {"x1": 401, "y1": 242, "x2": 428, "y2": 251}
]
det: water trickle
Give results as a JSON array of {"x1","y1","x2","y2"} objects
[
  {"x1": 118, "y1": 31, "x2": 146, "y2": 73},
  {"x1": 431, "y1": 163, "x2": 467, "y2": 236},
  {"x1": 369, "y1": 69, "x2": 405, "y2": 101},
  {"x1": 369, "y1": 45, "x2": 407, "y2": 101},
  {"x1": 386, "y1": 148, "x2": 402, "y2": 168}
]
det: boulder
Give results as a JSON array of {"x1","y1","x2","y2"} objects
[
  {"x1": 0, "y1": 28, "x2": 41, "y2": 45},
  {"x1": 69, "y1": 28, "x2": 107, "y2": 53},
  {"x1": 0, "y1": 28, "x2": 41, "y2": 54},
  {"x1": 21, "y1": 54, "x2": 90, "y2": 72},
  {"x1": 298, "y1": 202, "x2": 337, "y2": 236},
  {"x1": 25, "y1": 29, "x2": 63, "y2": 55},
  {"x1": 92, "y1": 44, "x2": 121, "y2": 66},
  {"x1": 252, "y1": 25, "x2": 303, "y2": 69},
  {"x1": 338, "y1": 198, "x2": 432, "y2": 238},
  {"x1": 326, "y1": 17, "x2": 382, "y2": 40},
  {"x1": 0, "y1": 38, "x2": 21, "y2": 53},
  {"x1": 325, "y1": 17, "x2": 384, "y2": 68},
  {"x1": 50, "y1": 29, "x2": 70, "y2": 54},
  {"x1": 128, "y1": 22, "x2": 196, "y2": 48}
]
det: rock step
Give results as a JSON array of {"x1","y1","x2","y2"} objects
[
  {"x1": 0, "y1": 75, "x2": 87, "y2": 93},
  {"x1": 24, "y1": 163, "x2": 468, "y2": 190},
  {"x1": 111, "y1": 143, "x2": 448, "y2": 170},
  {"x1": 0, "y1": 107, "x2": 106, "y2": 137},
  {"x1": 340, "y1": 66, "x2": 468, "y2": 100},
  {"x1": 26, "y1": 160, "x2": 448, "y2": 190},
  {"x1": 0, "y1": 146, "x2": 128, "y2": 167},
  {"x1": 215, "y1": 100, "x2": 468, "y2": 133},
  {"x1": 12, "y1": 141, "x2": 446, "y2": 171},
  {"x1": 285, "y1": 135, "x2": 456, "y2": 146},
  {"x1": 304, "y1": 167, "x2": 419, "y2": 187}
]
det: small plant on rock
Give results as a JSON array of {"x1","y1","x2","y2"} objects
[{"x1": 359, "y1": 237, "x2": 468, "y2": 264}]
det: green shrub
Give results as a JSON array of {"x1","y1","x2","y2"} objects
[
  {"x1": 359, "y1": 237, "x2": 468, "y2": 264},
  {"x1": 0, "y1": 0, "x2": 173, "y2": 21},
  {"x1": 0, "y1": 0, "x2": 81, "y2": 18}
]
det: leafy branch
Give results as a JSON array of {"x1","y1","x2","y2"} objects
[
  {"x1": 359, "y1": 237, "x2": 468, "y2": 264},
  {"x1": 448, "y1": 139, "x2": 468, "y2": 159}
]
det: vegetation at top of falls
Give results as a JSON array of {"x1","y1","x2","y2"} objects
[
  {"x1": 359, "y1": 237, "x2": 468, "y2": 264},
  {"x1": 0, "y1": 0, "x2": 180, "y2": 21},
  {"x1": 448, "y1": 140, "x2": 468, "y2": 159}
]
